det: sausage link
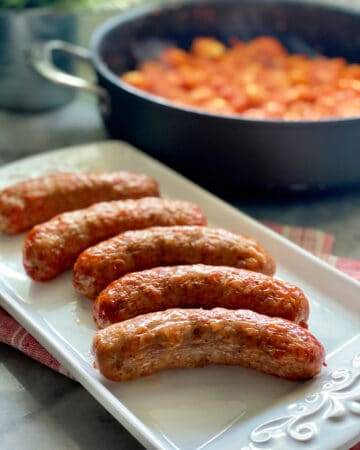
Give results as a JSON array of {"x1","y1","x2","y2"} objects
[
  {"x1": 93, "y1": 264, "x2": 309, "y2": 328},
  {"x1": 92, "y1": 308, "x2": 325, "y2": 382},
  {"x1": 23, "y1": 198, "x2": 206, "y2": 281},
  {"x1": 0, "y1": 171, "x2": 159, "y2": 234},
  {"x1": 73, "y1": 226, "x2": 276, "y2": 299}
]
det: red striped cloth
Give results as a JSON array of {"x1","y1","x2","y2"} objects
[
  {"x1": 0, "y1": 223, "x2": 359, "y2": 449},
  {"x1": 265, "y1": 221, "x2": 360, "y2": 281}
]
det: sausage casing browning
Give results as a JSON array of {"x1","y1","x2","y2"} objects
[
  {"x1": 23, "y1": 198, "x2": 206, "y2": 281},
  {"x1": 73, "y1": 226, "x2": 276, "y2": 299},
  {"x1": 92, "y1": 308, "x2": 325, "y2": 381},
  {"x1": 93, "y1": 264, "x2": 309, "y2": 328},
  {"x1": 0, "y1": 171, "x2": 160, "y2": 234}
]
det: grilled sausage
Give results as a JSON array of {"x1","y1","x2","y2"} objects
[
  {"x1": 0, "y1": 171, "x2": 159, "y2": 234},
  {"x1": 92, "y1": 308, "x2": 325, "y2": 382},
  {"x1": 93, "y1": 264, "x2": 309, "y2": 328},
  {"x1": 73, "y1": 226, "x2": 276, "y2": 299},
  {"x1": 23, "y1": 198, "x2": 206, "y2": 281}
]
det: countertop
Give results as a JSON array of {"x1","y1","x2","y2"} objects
[{"x1": 1, "y1": 6, "x2": 360, "y2": 450}]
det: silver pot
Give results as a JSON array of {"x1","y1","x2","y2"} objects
[{"x1": 0, "y1": 8, "x2": 77, "y2": 112}]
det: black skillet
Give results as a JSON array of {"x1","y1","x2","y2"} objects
[{"x1": 31, "y1": 0, "x2": 360, "y2": 198}]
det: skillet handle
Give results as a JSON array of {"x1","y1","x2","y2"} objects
[{"x1": 29, "y1": 40, "x2": 110, "y2": 116}]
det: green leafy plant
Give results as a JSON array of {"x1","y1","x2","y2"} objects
[{"x1": 0, "y1": 0, "x2": 115, "y2": 10}]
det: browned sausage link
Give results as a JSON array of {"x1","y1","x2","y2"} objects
[
  {"x1": 73, "y1": 226, "x2": 276, "y2": 299},
  {"x1": 92, "y1": 308, "x2": 325, "y2": 382},
  {"x1": 93, "y1": 264, "x2": 309, "y2": 328},
  {"x1": 22, "y1": 198, "x2": 206, "y2": 281},
  {"x1": 0, "y1": 171, "x2": 160, "y2": 234}
]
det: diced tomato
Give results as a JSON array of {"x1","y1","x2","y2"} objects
[{"x1": 121, "y1": 36, "x2": 360, "y2": 120}]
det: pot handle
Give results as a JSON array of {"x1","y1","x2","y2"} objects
[{"x1": 29, "y1": 40, "x2": 110, "y2": 116}]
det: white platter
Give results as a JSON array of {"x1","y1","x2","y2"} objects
[{"x1": 0, "y1": 141, "x2": 359, "y2": 450}]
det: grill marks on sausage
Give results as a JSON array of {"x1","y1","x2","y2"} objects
[
  {"x1": 93, "y1": 264, "x2": 309, "y2": 328},
  {"x1": 73, "y1": 226, "x2": 276, "y2": 299},
  {"x1": 92, "y1": 308, "x2": 325, "y2": 381},
  {"x1": 0, "y1": 171, "x2": 160, "y2": 234},
  {"x1": 22, "y1": 198, "x2": 206, "y2": 281}
]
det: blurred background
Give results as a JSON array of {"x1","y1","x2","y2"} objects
[
  {"x1": 0, "y1": 0, "x2": 359, "y2": 164},
  {"x1": 0, "y1": 0, "x2": 160, "y2": 163}
]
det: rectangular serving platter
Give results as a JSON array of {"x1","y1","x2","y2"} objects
[{"x1": 0, "y1": 141, "x2": 359, "y2": 450}]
